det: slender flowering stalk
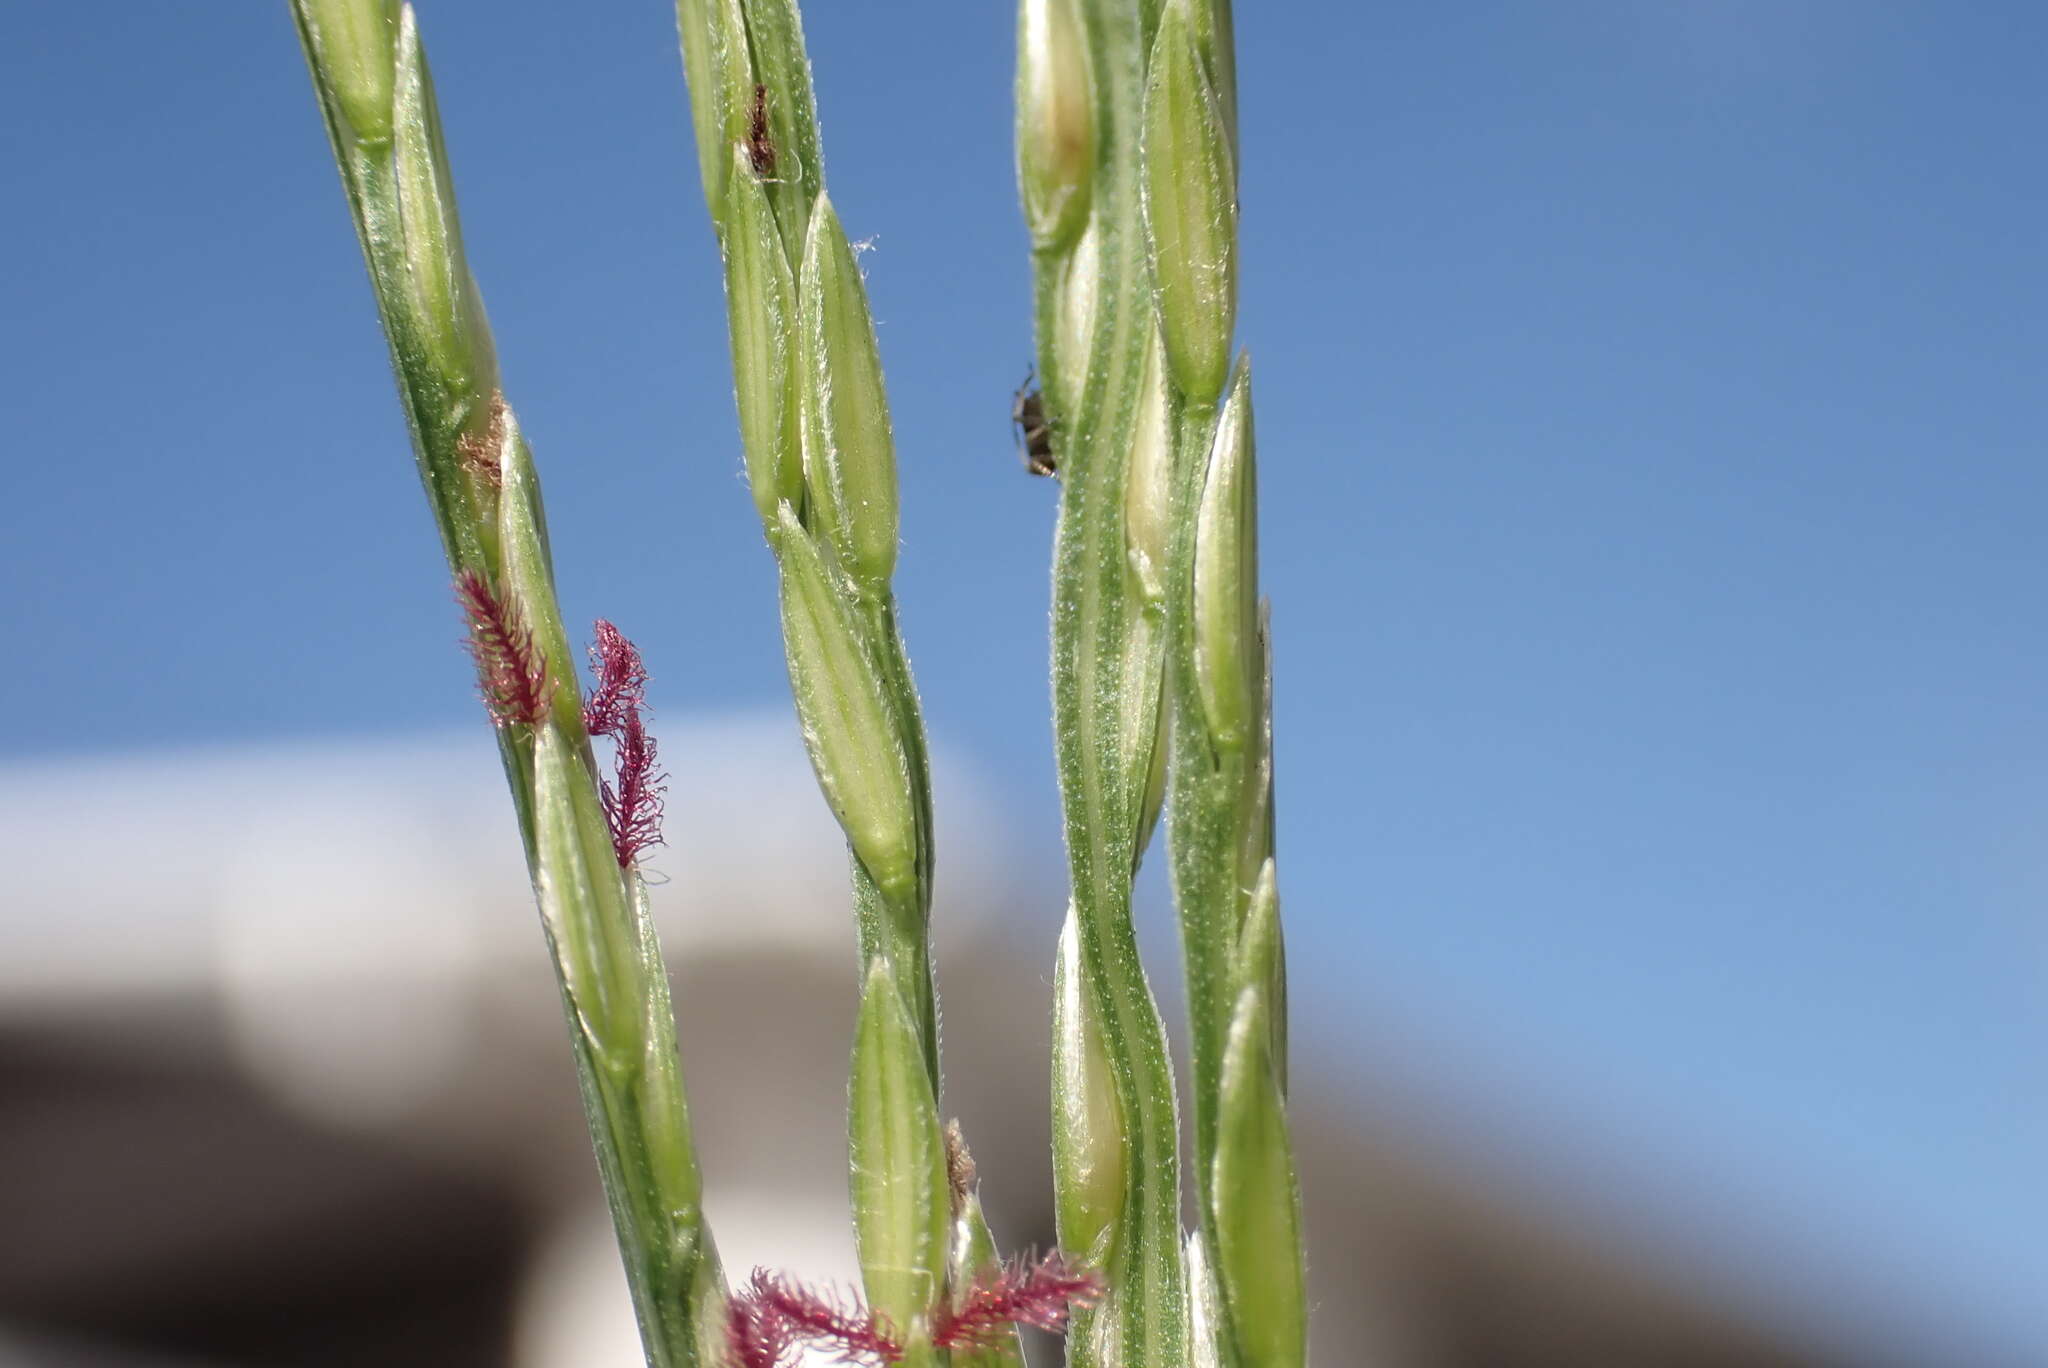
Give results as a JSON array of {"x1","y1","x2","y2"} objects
[
  {"x1": 1018, "y1": 0, "x2": 1190, "y2": 1363},
  {"x1": 673, "y1": 2, "x2": 938, "y2": 1064},
  {"x1": 669, "y1": 3, "x2": 969, "y2": 1358},
  {"x1": 1021, "y1": 0, "x2": 1306, "y2": 1365},
  {"x1": 288, "y1": 4, "x2": 721, "y2": 1363},
  {"x1": 1145, "y1": 5, "x2": 1306, "y2": 1365}
]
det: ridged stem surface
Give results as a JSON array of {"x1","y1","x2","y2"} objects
[{"x1": 1023, "y1": 1, "x2": 1189, "y2": 1363}]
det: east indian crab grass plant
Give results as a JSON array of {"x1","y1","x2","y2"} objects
[
  {"x1": 292, "y1": 0, "x2": 1300, "y2": 1363},
  {"x1": 289, "y1": 3, "x2": 722, "y2": 1363}
]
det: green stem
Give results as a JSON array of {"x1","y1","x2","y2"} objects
[
  {"x1": 289, "y1": 6, "x2": 717, "y2": 1362},
  {"x1": 1036, "y1": 1, "x2": 1188, "y2": 1361}
]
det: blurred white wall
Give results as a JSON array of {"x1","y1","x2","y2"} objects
[
  {"x1": 0, "y1": 722, "x2": 2024, "y2": 1367},
  {"x1": 0, "y1": 718, "x2": 1040, "y2": 1368}
]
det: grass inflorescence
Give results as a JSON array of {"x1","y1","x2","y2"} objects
[{"x1": 291, "y1": 1, "x2": 1302, "y2": 1364}]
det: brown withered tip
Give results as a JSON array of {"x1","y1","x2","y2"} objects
[
  {"x1": 746, "y1": 83, "x2": 777, "y2": 176},
  {"x1": 456, "y1": 391, "x2": 510, "y2": 488},
  {"x1": 943, "y1": 1117, "x2": 979, "y2": 1210}
]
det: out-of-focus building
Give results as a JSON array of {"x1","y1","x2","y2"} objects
[{"x1": 0, "y1": 729, "x2": 2010, "y2": 1366}]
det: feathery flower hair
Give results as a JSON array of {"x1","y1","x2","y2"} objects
[
  {"x1": 721, "y1": 1255, "x2": 1101, "y2": 1365},
  {"x1": 455, "y1": 569, "x2": 553, "y2": 728},
  {"x1": 584, "y1": 619, "x2": 666, "y2": 867},
  {"x1": 933, "y1": 1252, "x2": 1102, "y2": 1348},
  {"x1": 726, "y1": 1268, "x2": 902, "y2": 1366}
]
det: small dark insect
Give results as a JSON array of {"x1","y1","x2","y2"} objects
[
  {"x1": 1012, "y1": 368, "x2": 1056, "y2": 478},
  {"x1": 746, "y1": 83, "x2": 776, "y2": 176}
]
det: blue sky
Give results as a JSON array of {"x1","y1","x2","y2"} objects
[{"x1": 5, "y1": 2, "x2": 2045, "y2": 1358}]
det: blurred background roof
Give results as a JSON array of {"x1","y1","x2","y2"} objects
[
  {"x1": 3, "y1": 0, "x2": 2045, "y2": 1363},
  {"x1": 0, "y1": 734, "x2": 2034, "y2": 1366}
]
